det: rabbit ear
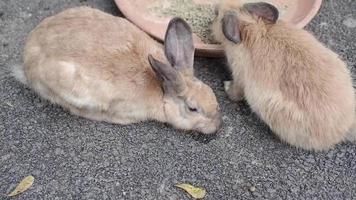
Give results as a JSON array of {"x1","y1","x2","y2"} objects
[
  {"x1": 148, "y1": 55, "x2": 186, "y2": 94},
  {"x1": 222, "y1": 11, "x2": 241, "y2": 44},
  {"x1": 243, "y1": 2, "x2": 279, "y2": 23},
  {"x1": 164, "y1": 17, "x2": 195, "y2": 72}
]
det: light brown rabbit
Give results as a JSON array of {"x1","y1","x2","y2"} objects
[
  {"x1": 13, "y1": 7, "x2": 221, "y2": 134},
  {"x1": 212, "y1": 0, "x2": 356, "y2": 150}
]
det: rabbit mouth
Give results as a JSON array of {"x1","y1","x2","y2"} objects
[{"x1": 195, "y1": 120, "x2": 221, "y2": 135}]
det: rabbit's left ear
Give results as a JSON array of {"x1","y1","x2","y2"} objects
[{"x1": 148, "y1": 55, "x2": 186, "y2": 94}]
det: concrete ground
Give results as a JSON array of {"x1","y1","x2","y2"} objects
[{"x1": 0, "y1": 0, "x2": 355, "y2": 199}]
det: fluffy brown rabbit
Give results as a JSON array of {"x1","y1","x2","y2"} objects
[
  {"x1": 212, "y1": 0, "x2": 355, "y2": 150},
  {"x1": 14, "y1": 7, "x2": 221, "y2": 134}
]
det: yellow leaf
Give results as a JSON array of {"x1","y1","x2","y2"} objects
[
  {"x1": 175, "y1": 183, "x2": 206, "y2": 199},
  {"x1": 5, "y1": 102, "x2": 13, "y2": 107},
  {"x1": 7, "y1": 176, "x2": 35, "y2": 197}
]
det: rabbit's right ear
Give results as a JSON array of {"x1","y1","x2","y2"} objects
[
  {"x1": 164, "y1": 17, "x2": 195, "y2": 73},
  {"x1": 222, "y1": 11, "x2": 241, "y2": 44},
  {"x1": 148, "y1": 55, "x2": 186, "y2": 94},
  {"x1": 243, "y1": 2, "x2": 279, "y2": 24}
]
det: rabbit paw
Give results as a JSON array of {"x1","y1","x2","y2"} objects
[
  {"x1": 224, "y1": 81, "x2": 244, "y2": 101},
  {"x1": 224, "y1": 81, "x2": 232, "y2": 92}
]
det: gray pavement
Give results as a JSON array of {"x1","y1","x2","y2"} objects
[{"x1": 0, "y1": 0, "x2": 355, "y2": 199}]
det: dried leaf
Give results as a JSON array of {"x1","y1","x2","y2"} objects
[
  {"x1": 175, "y1": 183, "x2": 206, "y2": 199},
  {"x1": 8, "y1": 176, "x2": 34, "y2": 197},
  {"x1": 5, "y1": 102, "x2": 13, "y2": 107}
]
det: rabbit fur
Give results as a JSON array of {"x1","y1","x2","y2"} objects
[
  {"x1": 17, "y1": 7, "x2": 222, "y2": 134},
  {"x1": 212, "y1": 0, "x2": 356, "y2": 150}
]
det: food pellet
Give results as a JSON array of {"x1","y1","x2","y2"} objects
[{"x1": 149, "y1": 0, "x2": 217, "y2": 44}]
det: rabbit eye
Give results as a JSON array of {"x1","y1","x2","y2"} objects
[
  {"x1": 188, "y1": 107, "x2": 198, "y2": 112},
  {"x1": 186, "y1": 104, "x2": 199, "y2": 112},
  {"x1": 185, "y1": 101, "x2": 199, "y2": 113}
]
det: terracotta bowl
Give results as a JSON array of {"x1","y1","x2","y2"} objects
[{"x1": 114, "y1": 0, "x2": 322, "y2": 57}]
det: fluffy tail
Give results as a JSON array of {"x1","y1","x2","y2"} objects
[{"x1": 12, "y1": 64, "x2": 28, "y2": 85}]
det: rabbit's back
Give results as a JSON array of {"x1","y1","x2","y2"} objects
[
  {"x1": 25, "y1": 6, "x2": 162, "y2": 80},
  {"x1": 244, "y1": 24, "x2": 355, "y2": 150}
]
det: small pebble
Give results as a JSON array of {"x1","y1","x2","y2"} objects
[
  {"x1": 343, "y1": 17, "x2": 356, "y2": 28},
  {"x1": 249, "y1": 186, "x2": 256, "y2": 192},
  {"x1": 5, "y1": 102, "x2": 13, "y2": 107}
]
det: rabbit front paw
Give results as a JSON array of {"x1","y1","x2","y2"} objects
[{"x1": 224, "y1": 81, "x2": 244, "y2": 101}]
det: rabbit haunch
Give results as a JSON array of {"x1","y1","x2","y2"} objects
[{"x1": 17, "y1": 7, "x2": 221, "y2": 134}]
